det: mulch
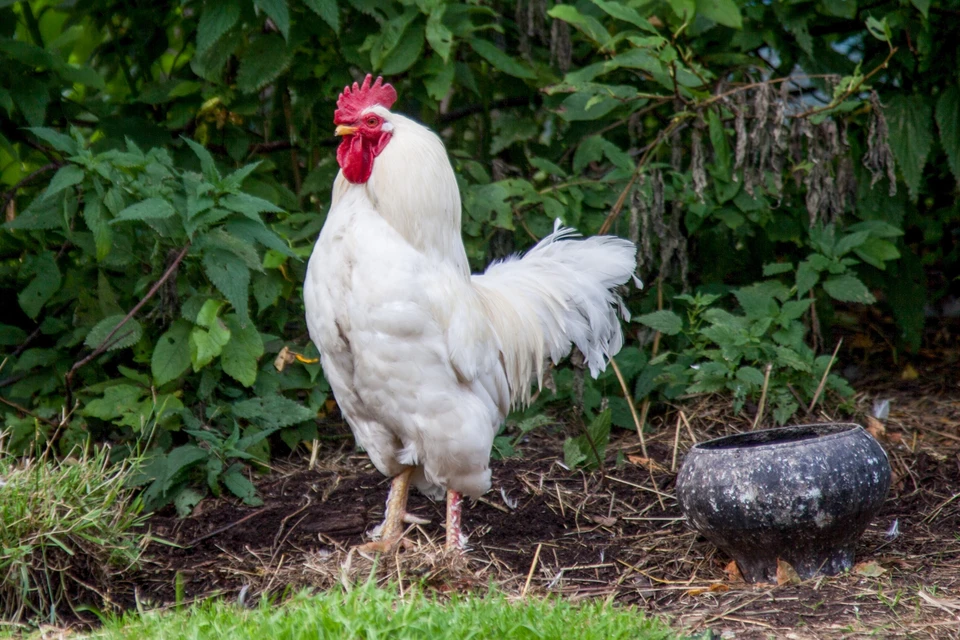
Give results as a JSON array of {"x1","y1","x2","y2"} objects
[{"x1": 115, "y1": 368, "x2": 960, "y2": 640}]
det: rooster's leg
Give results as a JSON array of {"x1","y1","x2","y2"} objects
[
  {"x1": 357, "y1": 467, "x2": 415, "y2": 553},
  {"x1": 445, "y1": 489, "x2": 464, "y2": 551}
]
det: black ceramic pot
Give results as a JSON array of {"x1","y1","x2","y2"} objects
[{"x1": 676, "y1": 423, "x2": 891, "y2": 583}]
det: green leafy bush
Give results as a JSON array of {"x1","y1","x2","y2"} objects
[{"x1": 1, "y1": 0, "x2": 958, "y2": 505}]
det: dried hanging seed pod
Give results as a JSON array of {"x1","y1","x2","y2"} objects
[
  {"x1": 863, "y1": 91, "x2": 897, "y2": 197},
  {"x1": 733, "y1": 92, "x2": 748, "y2": 177},
  {"x1": 691, "y1": 124, "x2": 707, "y2": 203}
]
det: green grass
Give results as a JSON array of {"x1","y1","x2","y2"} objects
[
  {"x1": 0, "y1": 446, "x2": 146, "y2": 627},
  {"x1": 91, "y1": 581, "x2": 677, "y2": 640}
]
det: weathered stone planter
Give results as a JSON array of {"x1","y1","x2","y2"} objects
[{"x1": 676, "y1": 423, "x2": 891, "y2": 583}]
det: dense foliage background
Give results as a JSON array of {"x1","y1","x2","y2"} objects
[{"x1": 1, "y1": 0, "x2": 957, "y2": 510}]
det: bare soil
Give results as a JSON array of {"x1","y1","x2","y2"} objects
[{"x1": 115, "y1": 365, "x2": 960, "y2": 640}]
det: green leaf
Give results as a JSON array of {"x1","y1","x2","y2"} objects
[
  {"x1": 10, "y1": 77, "x2": 50, "y2": 127},
  {"x1": 152, "y1": 320, "x2": 193, "y2": 386},
  {"x1": 779, "y1": 299, "x2": 812, "y2": 323},
  {"x1": 736, "y1": 366, "x2": 765, "y2": 386},
  {"x1": 221, "y1": 192, "x2": 283, "y2": 220},
  {"x1": 380, "y1": 23, "x2": 425, "y2": 75},
  {"x1": 910, "y1": 0, "x2": 930, "y2": 18},
  {"x1": 182, "y1": 136, "x2": 221, "y2": 182},
  {"x1": 885, "y1": 94, "x2": 932, "y2": 202},
  {"x1": 469, "y1": 39, "x2": 535, "y2": 79},
  {"x1": 304, "y1": 0, "x2": 339, "y2": 33},
  {"x1": 833, "y1": 230, "x2": 871, "y2": 256},
  {"x1": 548, "y1": 5, "x2": 612, "y2": 50},
  {"x1": 695, "y1": 0, "x2": 743, "y2": 28},
  {"x1": 823, "y1": 274, "x2": 875, "y2": 303},
  {"x1": 18, "y1": 251, "x2": 61, "y2": 319},
  {"x1": 233, "y1": 394, "x2": 315, "y2": 429},
  {"x1": 763, "y1": 262, "x2": 793, "y2": 276},
  {"x1": 0, "y1": 324, "x2": 28, "y2": 346},
  {"x1": 27, "y1": 127, "x2": 79, "y2": 154},
  {"x1": 43, "y1": 165, "x2": 84, "y2": 201},
  {"x1": 853, "y1": 238, "x2": 900, "y2": 270},
  {"x1": 190, "y1": 301, "x2": 232, "y2": 371},
  {"x1": 774, "y1": 346, "x2": 811, "y2": 372},
  {"x1": 197, "y1": 228, "x2": 263, "y2": 271},
  {"x1": 865, "y1": 16, "x2": 891, "y2": 42},
  {"x1": 795, "y1": 259, "x2": 821, "y2": 297},
  {"x1": 82, "y1": 385, "x2": 146, "y2": 421},
  {"x1": 636, "y1": 310, "x2": 683, "y2": 335},
  {"x1": 562, "y1": 437, "x2": 588, "y2": 470},
  {"x1": 590, "y1": 0, "x2": 659, "y2": 33},
  {"x1": 225, "y1": 219, "x2": 297, "y2": 258},
  {"x1": 221, "y1": 465, "x2": 262, "y2": 506},
  {"x1": 197, "y1": 0, "x2": 241, "y2": 54},
  {"x1": 734, "y1": 283, "x2": 781, "y2": 318},
  {"x1": 174, "y1": 488, "x2": 204, "y2": 518},
  {"x1": 935, "y1": 86, "x2": 960, "y2": 184},
  {"x1": 253, "y1": 271, "x2": 284, "y2": 313},
  {"x1": 221, "y1": 161, "x2": 262, "y2": 193},
  {"x1": 708, "y1": 110, "x2": 731, "y2": 176},
  {"x1": 203, "y1": 250, "x2": 251, "y2": 323},
  {"x1": 85, "y1": 315, "x2": 143, "y2": 351},
  {"x1": 426, "y1": 6, "x2": 453, "y2": 62},
  {"x1": 237, "y1": 34, "x2": 293, "y2": 93},
  {"x1": 221, "y1": 314, "x2": 264, "y2": 387},
  {"x1": 254, "y1": 0, "x2": 289, "y2": 39},
  {"x1": 666, "y1": 0, "x2": 696, "y2": 21},
  {"x1": 111, "y1": 197, "x2": 176, "y2": 223}
]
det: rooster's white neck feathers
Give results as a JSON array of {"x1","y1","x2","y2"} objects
[{"x1": 332, "y1": 106, "x2": 469, "y2": 276}]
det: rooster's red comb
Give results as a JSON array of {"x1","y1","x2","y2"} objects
[{"x1": 334, "y1": 74, "x2": 398, "y2": 124}]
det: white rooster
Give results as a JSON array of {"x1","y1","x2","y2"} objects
[{"x1": 304, "y1": 75, "x2": 638, "y2": 552}]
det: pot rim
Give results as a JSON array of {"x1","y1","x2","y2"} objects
[{"x1": 689, "y1": 422, "x2": 866, "y2": 454}]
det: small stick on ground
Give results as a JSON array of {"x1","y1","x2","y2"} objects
[
  {"x1": 671, "y1": 413, "x2": 683, "y2": 472},
  {"x1": 807, "y1": 339, "x2": 842, "y2": 414},
  {"x1": 679, "y1": 410, "x2": 697, "y2": 444},
  {"x1": 751, "y1": 363, "x2": 773, "y2": 430},
  {"x1": 522, "y1": 543, "x2": 543, "y2": 598},
  {"x1": 609, "y1": 356, "x2": 648, "y2": 458}
]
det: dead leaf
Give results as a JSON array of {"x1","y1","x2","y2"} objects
[
  {"x1": 274, "y1": 346, "x2": 320, "y2": 372},
  {"x1": 709, "y1": 583, "x2": 730, "y2": 593},
  {"x1": 853, "y1": 561, "x2": 887, "y2": 577},
  {"x1": 776, "y1": 559, "x2": 801, "y2": 585},
  {"x1": 627, "y1": 455, "x2": 667, "y2": 473},
  {"x1": 586, "y1": 514, "x2": 617, "y2": 527},
  {"x1": 900, "y1": 363, "x2": 919, "y2": 380},
  {"x1": 274, "y1": 346, "x2": 297, "y2": 372},
  {"x1": 865, "y1": 415, "x2": 886, "y2": 440},
  {"x1": 724, "y1": 560, "x2": 744, "y2": 583}
]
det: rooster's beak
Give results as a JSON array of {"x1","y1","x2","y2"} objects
[{"x1": 335, "y1": 125, "x2": 358, "y2": 136}]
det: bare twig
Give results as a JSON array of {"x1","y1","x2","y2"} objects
[
  {"x1": 807, "y1": 339, "x2": 842, "y2": 413},
  {"x1": 1, "y1": 163, "x2": 61, "y2": 215},
  {"x1": 64, "y1": 243, "x2": 192, "y2": 409},
  {"x1": 608, "y1": 356, "x2": 648, "y2": 458},
  {"x1": 521, "y1": 543, "x2": 543, "y2": 598},
  {"x1": 751, "y1": 363, "x2": 774, "y2": 430}
]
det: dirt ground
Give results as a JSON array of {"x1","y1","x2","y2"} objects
[{"x1": 117, "y1": 348, "x2": 960, "y2": 640}]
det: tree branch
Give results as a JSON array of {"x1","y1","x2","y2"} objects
[
  {"x1": 1, "y1": 163, "x2": 61, "y2": 216},
  {"x1": 64, "y1": 242, "x2": 192, "y2": 408}
]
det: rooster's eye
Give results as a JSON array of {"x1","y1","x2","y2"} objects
[{"x1": 365, "y1": 117, "x2": 379, "y2": 127}]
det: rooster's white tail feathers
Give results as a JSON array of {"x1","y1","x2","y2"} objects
[{"x1": 471, "y1": 225, "x2": 637, "y2": 408}]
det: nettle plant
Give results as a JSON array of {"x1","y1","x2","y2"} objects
[{"x1": 4, "y1": 128, "x2": 323, "y2": 510}]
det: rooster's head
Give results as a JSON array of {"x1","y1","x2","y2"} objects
[{"x1": 334, "y1": 74, "x2": 398, "y2": 184}]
